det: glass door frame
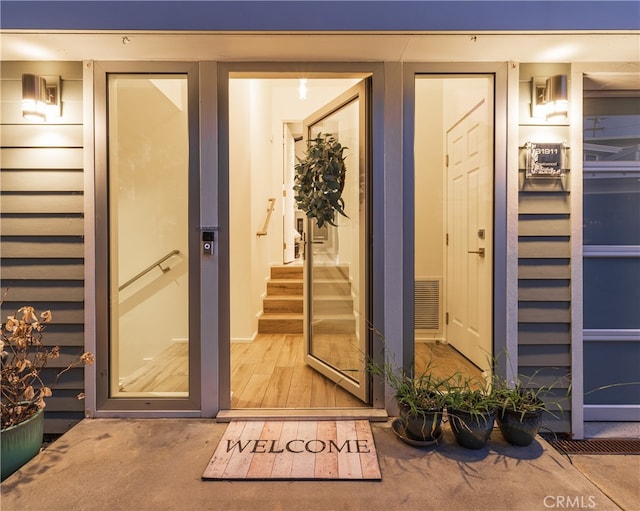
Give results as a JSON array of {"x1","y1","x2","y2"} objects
[
  {"x1": 216, "y1": 62, "x2": 386, "y2": 418},
  {"x1": 94, "y1": 61, "x2": 202, "y2": 414},
  {"x1": 302, "y1": 79, "x2": 370, "y2": 402},
  {"x1": 401, "y1": 63, "x2": 513, "y2": 382}
]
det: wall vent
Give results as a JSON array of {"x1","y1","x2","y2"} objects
[{"x1": 415, "y1": 278, "x2": 442, "y2": 333}]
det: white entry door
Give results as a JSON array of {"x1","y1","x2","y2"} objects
[{"x1": 446, "y1": 98, "x2": 493, "y2": 371}]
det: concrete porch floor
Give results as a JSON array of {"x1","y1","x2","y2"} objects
[{"x1": 1, "y1": 419, "x2": 639, "y2": 511}]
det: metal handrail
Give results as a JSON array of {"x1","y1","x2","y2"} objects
[
  {"x1": 118, "y1": 249, "x2": 180, "y2": 291},
  {"x1": 256, "y1": 197, "x2": 277, "y2": 237}
]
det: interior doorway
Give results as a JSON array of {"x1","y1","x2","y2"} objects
[
  {"x1": 414, "y1": 75, "x2": 494, "y2": 383},
  {"x1": 227, "y1": 75, "x2": 372, "y2": 409}
]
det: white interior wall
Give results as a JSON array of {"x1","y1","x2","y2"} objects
[
  {"x1": 443, "y1": 78, "x2": 493, "y2": 129},
  {"x1": 249, "y1": 80, "x2": 273, "y2": 339},
  {"x1": 229, "y1": 79, "x2": 256, "y2": 340},
  {"x1": 414, "y1": 78, "x2": 445, "y2": 280}
]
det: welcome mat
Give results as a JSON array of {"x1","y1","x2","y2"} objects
[{"x1": 202, "y1": 420, "x2": 381, "y2": 480}]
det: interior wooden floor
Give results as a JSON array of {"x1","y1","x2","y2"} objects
[
  {"x1": 414, "y1": 341, "x2": 484, "y2": 385},
  {"x1": 231, "y1": 334, "x2": 484, "y2": 408},
  {"x1": 118, "y1": 334, "x2": 484, "y2": 404},
  {"x1": 231, "y1": 334, "x2": 365, "y2": 408},
  {"x1": 120, "y1": 342, "x2": 188, "y2": 394}
]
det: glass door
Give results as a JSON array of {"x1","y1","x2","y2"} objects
[
  {"x1": 95, "y1": 63, "x2": 200, "y2": 411},
  {"x1": 303, "y1": 81, "x2": 370, "y2": 402}
]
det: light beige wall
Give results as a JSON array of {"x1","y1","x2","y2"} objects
[
  {"x1": 443, "y1": 77, "x2": 492, "y2": 129},
  {"x1": 249, "y1": 80, "x2": 273, "y2": 336},
  {"x1": 230, "y1": 79, "x2": 256, "y2": 340},
  {"x1": 414, "y1": 78, "x2": 445, "y2": 279}
]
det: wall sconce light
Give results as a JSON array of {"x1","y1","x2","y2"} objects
[
  {"x1": 531, "y1": 74, "x2": 568, "y2": 121},
  {"x1": 22, "y1": 74, "x2": 61, "y2": 121}
]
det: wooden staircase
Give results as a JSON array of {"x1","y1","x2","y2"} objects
[{"x1": 258, "y1": 264, "x2": 355, "y2": 334}]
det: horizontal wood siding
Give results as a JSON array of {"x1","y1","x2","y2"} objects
[
  {"x1": 0, "y1": 61, "x2": 85, "y2": 435},
  {"x1": 517, "y1": 63, "x2": 572, "y2": 433}
]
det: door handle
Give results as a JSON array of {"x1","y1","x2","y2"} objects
[
  {"x1": 300, "y1": 232, "x2": 307, "y2": 260},
  {"x1": 468, "y1": 247, "x2": 485, "y2": 257}
]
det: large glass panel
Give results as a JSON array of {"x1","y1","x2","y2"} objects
[
  {"x1": 413, "y1": 76, "x2": 493, "y2": 380},
  {"x1": 584, "y1": 341, "x2": 640, "y2": 405},
  {"x1": 583, "y1": 258, "x2": 640, "y2": 329},
  {"x1": 108, "y1": 75, "x2": 189, "y2": 397},
  {"x1": 583, "y1": 174, "x2": 640, "y2": 245},
  {"x1": 583, "y1": 88, "x2": 640, "y2": 417},
  {"x1": 584, "y1": 97, "x2": 640, "y2": 161},
  {"x1": 308, "y1": 97, "x2": 364, "y2": 386}
]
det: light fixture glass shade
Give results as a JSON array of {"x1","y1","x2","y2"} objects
[
  {"x1": 544, "y1": 74, "x2": 568, "y2": 120},
  {"x1": 22, "y1": 74, "x2": 47, "y2": 121}
]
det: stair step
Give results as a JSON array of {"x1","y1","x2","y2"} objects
[
  {"x1": 312, "y1": 314, "x2": 356, "y2": 334},
  {"x1": 262, "y1": 296, "x2": 352, "y2": 314},
  {"x1": 260, "y1": 264, "x2": 354, "y2": 334},
  {"x1": 313, "y1": 280, "x2": 351, "y2": 296},
  {"x1": 270, "y1": 265, "x2": 303, "y2": 280},
  {"x1": 263, "y1": 296, "x2": 303, "y2": 314},
  {"x1": 258, "y1": 313, "x2": 355, "y2": 334},
  {"x1": 265, "y1": 279, "x2": 351, "y2": 296},
  {"x1": 312, "y1": 296, "x2": 353, "y2": 314},
  {"x1": 312, "y1": 265, "x2": 350, "y2": 280},
  {"x1": 267, "y1": 279, "x2": 303, "y2": 295},
  {"x1": 269, "y1": 265, "x2": 350, "y2": 280},
  {"x1": 258, "y1": 313, "x2": 303, "y2": 334}
]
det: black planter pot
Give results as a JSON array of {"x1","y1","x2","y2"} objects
[
  {"x1": 497, "y1": 408, "x2": 544, "y2": 446},
  {"x1": 399, "y1": 403, "x2": 443, "y2": 442},
  {"x1": 448, "y1": 408, "x2": 496, "y2": 450}
]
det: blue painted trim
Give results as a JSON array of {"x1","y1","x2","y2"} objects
[{"x1": 1, "y1": 1, "x2": 639, "y2": 31}]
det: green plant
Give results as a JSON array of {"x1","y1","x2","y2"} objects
[
  {"x1": 1, "y1": 306, "x2": 94, "y2": 430},
  {"x1": 366, "y1": 355, "x2": 450, "y2": 416},
  {"x1": 492, "y1": 370, "x2": 566, "y2": 421},
  {"x1": 443, "y1": 373, "x2": 496, "y2": 422},
  {"x1": 293, "y1": 132, "x2": 348, "y2": 228}
]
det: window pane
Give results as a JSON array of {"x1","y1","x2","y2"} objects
[
  {"x1": 308, "y1": 98, "x2": 363, "y2": 384},
  {"x1": 584, "y1": 341, "x2": 640, "y2": 405},
  {"x1": 583, "y1": 175, "x2": 640, "y2": 245},
  {"x1": 584, "y1": 97, "x2": 640, "y2": 162},
  {"x1": 583, "y1": 258, "x2": 640, "y2": 329},
  {"x1": 108, "y1": 75, "x2": 189, "y2": 397}
]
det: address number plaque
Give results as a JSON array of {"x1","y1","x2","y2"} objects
[{"x1": 525, "y1": 142, "x2": 567, "y2": 179}]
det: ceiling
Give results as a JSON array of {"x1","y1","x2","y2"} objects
[{"x1": 1, "y1": 31, "x2": 639, "y2": 63}]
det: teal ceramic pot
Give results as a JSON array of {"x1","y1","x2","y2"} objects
[{"x1": 1, "y1": 407, "x2": 44, "y2": 481}]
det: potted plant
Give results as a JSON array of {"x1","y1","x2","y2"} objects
[
  {"x1": 492, "y1": 372, "x2": 565, "y2": 447},
  {"x1": 444, "y1": 375, "x2": 497, "y2": 450},
  {"x1": 367, "y1": 353, "x2": 449, "y2": 443},
  {"x1": 293, "y1": 132, "x2": 348, "y2": 228},
  {"x1": 396, "y1": 372, "x2": 448, "y2": 442},
  {"x1": 1, "y1": 306, "x2": 94, "y2": 480}
]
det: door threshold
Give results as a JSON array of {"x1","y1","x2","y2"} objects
[{"x1": 216, "y1": 408, "x2": 389, "y2": 423}]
